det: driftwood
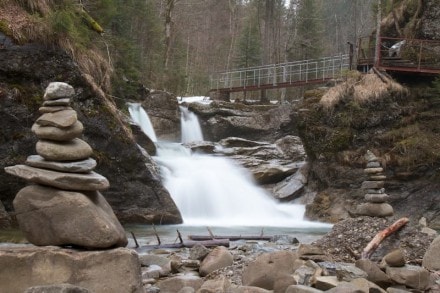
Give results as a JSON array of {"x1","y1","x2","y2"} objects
[
  {"x1": 135, "y1": 239, "x2": 229, "y2": 253},
  {"x1": 188, "y1": 235, "x2": 273, "y2": 241},
  {"x1": 361, "y1": 217, "x2": 409, "y2": 259}
]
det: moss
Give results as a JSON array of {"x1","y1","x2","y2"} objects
[{"x1": 0, "y1": 19, "x2": 12, "y2": 36}]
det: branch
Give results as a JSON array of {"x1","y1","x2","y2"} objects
[{"x1": 361, "y1": 217, "x2": 409, "y2": 259}]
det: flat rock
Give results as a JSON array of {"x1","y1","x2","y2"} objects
[
  {"x1": 0, "y1": 247, "x2": 140, "y2": 293},
  {"x1": 364, "y1": 167, "x2": 384, "y2": 174},
  {"x1": 5, "y1": 165, "x2": 109, "y2": 190},
  {"x1": 25, "y1": 155, "x2": 96, "y2": 173},
  {"x1": 39, "y1": 106, "x2": 73, "y2": 113},
  {"x1": 335, "y1": 263, "x2": 368, "y2": 281},
  {"x1": 364, "y1": 193, "x2": 390, "y2": 203},
  {"x1": 13, "y1": 185, "x2": 127, "y2": 248},
  {"x1": 36, "y1": 138, "x2": 93, "y2": 161},
  {"x1": 355, "y1": 203, "x2": 394, "y2": 217},
  {"x1": 36, "y1": 109, "x2": 77, "y2": 128},
  {"x1": 44, "y1": 82, "x2": 75, "y2": 100},
  {"x1": 361, "y1": 181, "x2": 385, "y2": 189},
  {"x1": 43, "y1": 98, "x2": 70, "y2": 106},
  {"x1": 369, "y1": 175, "x2": 387, "y2": 180},
  {"x1": 366, "y1": 161, "x2": 381, "y2": 168},
  {"x1": 32, "y1": 120, "x2": 83, "y2": 141}
]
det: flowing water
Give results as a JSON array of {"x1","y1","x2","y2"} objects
[{"x1": 127, "y1": 102, "x2": 331, "y2": 240}]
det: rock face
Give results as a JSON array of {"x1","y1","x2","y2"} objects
[
  {"x1": 0, "y1": 246, "x2": 143, "y2": 293},
  {"x1": 4, "y1": 82, "x2": 127, "y2": 249},
  {"x1": 0, "y1": 38, "x2": 182, "y2": 225}
]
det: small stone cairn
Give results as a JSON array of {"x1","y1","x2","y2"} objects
[
  {"x1": 355, "y1": 150, "x2": 394, "y2": 217},
  {"x1": 5, "y1": 82, "x2": 127, "y2": 249}
]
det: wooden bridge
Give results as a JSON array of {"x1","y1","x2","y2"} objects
[
  {"x1": 210, "y1": 36, "x2": 440, "y2": 96},
  {"x1": 209, "y1": 54, "x2": 350, "y2": 95}
]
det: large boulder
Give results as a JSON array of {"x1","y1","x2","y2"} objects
[
  {"x1": 0, "y1": 246, "x2": 142, "y2": 293},
  {"x1": 13, "y1": 185, "x2": 127, "y2": 248},
  {"x1": 0, "y1": 38, "x2": 182, "y2": 225}
]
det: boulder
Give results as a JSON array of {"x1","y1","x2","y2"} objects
[
  {"x1": 43, "y1": 82, "x2": 75, "y2": 100},
  {"x1": 199, "y1": 246, "x2": 233, "y2": 277},
  {"x1": 157, "y1": 275, "x2": 203, "y2": 293},
  {"x1": 36, "y1": 138, "x2": 93, "y2": 161},
  {"x1": 13, "y1": 185, "x2": 127, "y2": 248},
  {"x1": 386, "y1": 265, "x2": 430, "y2": 290},
  {"x1": 354, "y1": 203, "x2": 394, "y2": 217},
  {"x1": 190, "y1": 243, "x2": 211, "y2": 261},
  {"x1": 242, "y1": 250, "x2": 298, "y2": 290},
  {"x1": 25, "y1": 155, "x2": 96, "y2": 173},
  {"x1": 422, "y1": 235, "x2": 440, "y2": 270},
  {"x1": 0, "y1": 246, "x2": 142, "y2": 293},
  {"x1": 383, "y1": 249, "x2": 406, "y2": 267},
  {"x1": 355, "y1": 259, "x2": 392, "y2": 287},
  {"x1": 197, "y1": 276, "x2": 231, "y2": 293},
  {"x1": 5, "y1": 165, "x2": 109, "y2": 191},
  {"x1": 32, "y1": 121, "x2": 84, "y2": 141}
]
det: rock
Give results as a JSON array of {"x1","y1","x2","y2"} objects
[
  {"x1": 354, "y1": 203, "x2": 394, "y2": 217},
  {"x1": 297, "y1": 244, "x2": 325, "y2": 257},
  {"x1": 142, "y1": 264, "x2": 162, "y2": 279},
  {"x1": 197, "y1": 276, "x2": 231, "y2": 293},
  {"x1": 274, "y1": 135, "x2": 307, "y2": 161},
  {"x1": 366, "y1": 161, "x2": 381, "y2": 168},
  {"x1": 361, "y1": 181, "x2": 385, "y2": 189},
  {"x1": 355, "y1": 259, "x2": 392, "y2": 287},
  {"x1": 285, "y1": 285, "x2": 323, "y2": 293},
  {"x1": 39, "y1": 106, "x2": 73, "y2": 113},
  {"x1": 365, "y1": 150, "x2": 378, "y2": 162},
  {"x1": 242, "y1": 250, "x2": 298, "y2": 290},
  {"x1": 43, "y1": 98, "x2": 71, "y2": 106},
  {"x1": 335, "y1": 263, "x2": 368, "y2": 281},
  {"x1": 386, "y1": 287, "x2": 412, "y2": 293},
  {"x1": 36, "y1": 138, "x2": 93, "y2": 161},
  {"x1": 369, "y1": 175, "x2": 387, "y2": 180},
  {"x1": 32, "y1": 120, "x2": 84, "y2": 141},
  {"x1": 273, "y1": 274, "x2": 297, "y2": 293},
  {"x1": 25, "y1": 155, "x2": 96, "y2": 173},
  {"x1": 199, "y1": 246, "x2": 233, "y2": 277},
  {"x1": 386, "y1": 265, "x2": 430, "y2": 290},
  {"x1": 24, "y1": 283, "x2": 92, "y2": 293},
  {"x1": 364, "y1": 167, "x2": 384, "y2": 174},
  {"x1": 156, "y1": 275, "x2": 203, "y2": 293},
  {"x1": 13, "y1": 185, "x2": 127, "y2": 248},
  {"x1": 383, "y1": 249, "x2": 406, "y2": 267},
  {"x1": 36, "y1": 109, "x2": 77, "y2": 128},
  {"x1": 368, "y1": 188, "x2": 386, "y2": 194},
  {"x1": 422, "y1": 235, "x2": 440, "y2": 270},
  {"x1": 364, "y1": 193, "x2": 390, "y2": 203},
  {"x1": 421, "y1": 227, "x2": 438, "y2": 237},
  {"x1": 350, "y1": 278, "x2": 386, "y2": 293},
  {"x1": 231, "y1": 286, "x2": 272, "y2": 293},
  {"x1": 44, "y1": 82, "x2": 75, "y2": 100},
  {"x1": 178, "y1": 287, "x2": 196, "y2": 293},
  {"x1": 139, "y1": 254, "x2": 172, "y2": 276},
  {"x1": 190, "y1": 243, "x2": 211, "y2": 261},
  {"x1": 272, "y1": 166, "x2": 308, "y2": 200},
  {"x1": 0, "y1": 246, "x2": 142, "y2": 293},
  {"x1": 5, "y1": 165, "x2": 109, "y2": 191},
  {"x1": 314, "y1": 276, "x2": 340, "y2": 290}
]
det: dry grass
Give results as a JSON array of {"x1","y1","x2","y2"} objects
[{"x1": 320, "y1": 72, "x2": 408, "y2": 110}]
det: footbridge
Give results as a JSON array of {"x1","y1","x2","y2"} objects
[{"x1": 209, "y1": 54, "x2": 350, "y2": 94}]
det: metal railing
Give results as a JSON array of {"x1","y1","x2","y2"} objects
[{"x1": 210, "y1": 54, "x2": 350, "y2": 91}]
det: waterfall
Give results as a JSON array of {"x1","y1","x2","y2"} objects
[
  {"x1": 180, "y1": 106, "x2": 203, "y2": 143},
  {"x1": 127, "y1": 103, "x2": 157, "y2": 142},
  {"x1": 129, "y1": 102, "x2": 330, "y2": 228}
]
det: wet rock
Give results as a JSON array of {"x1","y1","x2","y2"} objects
[
  {"x1": 272, "y1": 165, "x2": 308, "y2": 200},
  {"x1": 139, "y1": 254, "x2": 172, "y2": 276},
  {"x1": 13, "y1": 185, "x2": 127, "y2": 248}
]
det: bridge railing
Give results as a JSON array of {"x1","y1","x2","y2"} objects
[{"x1": 210, "y1": 54, "x2": 350, "y2": 91}]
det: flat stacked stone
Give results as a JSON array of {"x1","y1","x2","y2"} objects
[
  {"x1": 4, "y1": 82, "x2": 127, "y2": 249},
  {"x1": 355, "y1": 150, "x2": 394, "y2": 217}
]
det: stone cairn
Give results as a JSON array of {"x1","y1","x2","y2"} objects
[
  {"x1": 355, "y1": 150, "x2": 394, "y2": 217},
  {"x1": 5, "y1": 82, "x2": 127, "y2": 249}
]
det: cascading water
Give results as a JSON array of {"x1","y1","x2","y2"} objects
[
  {"x1": 129, "y1": 102, "x2": 330, "y2": 228},
  {"x1": 128, "y1": 102, "x2": 157, "y2": 142}
]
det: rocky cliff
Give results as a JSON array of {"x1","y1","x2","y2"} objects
[{"x1": 0, "y1": 36, "x2": 182, "y2": 227}]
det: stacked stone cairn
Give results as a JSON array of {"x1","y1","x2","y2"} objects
[
  {"x1": 355, "y1": 150, "x2": 394, "y2": 217},
  {"x1": 5, "y1": 82, "x2": 127, "y2": 249}
]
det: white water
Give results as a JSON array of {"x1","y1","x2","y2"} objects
[
  {"x1": 180, "y1": 106, "x2": 203, "y2": 143},
  {"x1": 129, "y1": 102, "x2": 331, "y2": 228},
  {"x1": 128, "y1": 103, "x2": 157, "y2": 142}
]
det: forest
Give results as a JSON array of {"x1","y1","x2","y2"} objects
[{"x1": 56, "y1": 0, "x2": 377, "y2": 98}]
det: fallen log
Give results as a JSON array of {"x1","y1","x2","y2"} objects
[
  {"x1": 135, "y1": 239, "x2": 229, "y2": 253},
  {"x1": 361, "y1": 217, "x2": 409, "y2": 259},
  {"x1": 188, "y1": 235, "x2": 273, "y2": 241}
]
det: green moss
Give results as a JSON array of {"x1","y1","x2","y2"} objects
[{"x1": 0, "y1": 19, "x2": 12, "y2": 36}]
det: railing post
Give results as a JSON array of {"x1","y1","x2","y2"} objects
[{"x1": 418, "y1": 41, "x2": 423, "y2": 70}]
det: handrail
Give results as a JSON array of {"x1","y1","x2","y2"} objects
[{"x1": 210, "y1": 54, "x2": 350, "y2": 91}]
